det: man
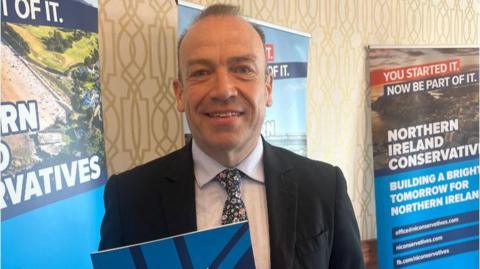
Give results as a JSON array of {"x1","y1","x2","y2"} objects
[{"x1": 99, "y1": 4, "x2": 365, "y2": 269}]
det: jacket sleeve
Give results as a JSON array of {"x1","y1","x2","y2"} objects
[
  {"x1": 329, "y1": 167, "x2": 366, "y2": 269},
  {"x1": 98, "y1": 175, "x2": 123, "y2": 251}
]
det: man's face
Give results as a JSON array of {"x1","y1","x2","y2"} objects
[{"x1": 174, "y1": 15, "x2": 272, "y2": 162}]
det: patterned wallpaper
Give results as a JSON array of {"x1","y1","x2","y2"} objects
[
  {"x1": 98, "y1": 0, "x2": 479, "y2": 240},
  {"x1": 99, "y1": 0, "x2": 182, "y2": 172}
]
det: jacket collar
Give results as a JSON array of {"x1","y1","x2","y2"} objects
[
  {"x1": 161, "y1": 139, "x2": 299, "y2": 268},
  {"x1": 263, "y1": 139, "x2": 298, "y2": 268},
  {"x1": 161, "y1": 142, "x2": 197, "y2": 235}
]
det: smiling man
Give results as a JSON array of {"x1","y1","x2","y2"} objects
[
  {"x1": 174, "y1": 9, "x2": 272, "y2": 169},
  {"x1": 99, "y1": 4, "x2": 365, "y2": 269}
]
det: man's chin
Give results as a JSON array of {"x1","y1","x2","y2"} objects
[
  {"x1": 197, "y1": 134, "x2": 244, "y2": 151},
  {"x1": 208, "y1": 137, "x2": 240, "y2": 150}
]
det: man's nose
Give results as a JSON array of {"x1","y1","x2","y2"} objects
[{"x1": 210, "y1": 69, "x2": 237, "y2": 102}]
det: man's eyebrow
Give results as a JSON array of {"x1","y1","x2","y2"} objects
[
  {"x1": 227, "y1": 54, "x2": 258, "y2": 65},
  {"x1": 186, "y1": 58, "x2": 214, "y2": 67}
]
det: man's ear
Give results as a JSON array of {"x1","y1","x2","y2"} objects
[
  {"x1": 173, "y1": 79, "x2": 185, "y2": 112},
  {"x1": 265, "y1": 74, "x2": 273, "y2": 107}
]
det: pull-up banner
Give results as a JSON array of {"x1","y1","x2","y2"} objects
[
  {"x1": 1, "y1": 0, "x2": 106, "y2": 268},
  {"x1": 369, "y1": 47, "x2": 479, "y2": 269},
  {"x1": 178, "y1": 1, "x2": 310, "y2": 156}
]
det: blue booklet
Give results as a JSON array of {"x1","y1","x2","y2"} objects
[{"x1": 91, "y1": 221, "x2": 254, "y2": 268}]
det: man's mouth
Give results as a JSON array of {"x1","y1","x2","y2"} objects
[{"x1": 206, "y1": 111, "x2": 242, "y2": 118}]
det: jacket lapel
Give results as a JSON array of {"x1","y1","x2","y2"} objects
[
  {"x1": 161, "y1": 142, "x2": 197, "y2": 236},
  {"x1": 157, "y1": 140, "x2": 299, "y2": 266},
  {"x1": 263, "y1": 141, "x2": 298, "y2": 268}
]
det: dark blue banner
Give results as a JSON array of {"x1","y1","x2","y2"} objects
[
  {"x1": 2, "y1": 0, "x2": 105, "y2": 268},
  {"x1": 1, "y1": 154, "x2": 107, "y2": 220},
  {"x1": 1, "y1": 0, "x2": 98, "y2": 32},
  {"x1": 395, "y1": 239, "x2": 479, "y2": 268},
  {"x1": 369, "y1": 47, "x2": 479, "y2": 269},
  {"x1": 392, "y1": 210, "x2": 479, "y2": 239},
  {"x1": 393, "y1": 224, "x2": 479, "y2": 254},
  {"x1": 267, "y1": 62, "x2": 308, "y2": 80},
  {"x1": 383, "y1": 71, "x2": 479, "y2": 97}
]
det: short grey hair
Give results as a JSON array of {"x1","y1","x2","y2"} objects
[{"x1": 176, "y1": 4, "x2": 266, "y2": 80}]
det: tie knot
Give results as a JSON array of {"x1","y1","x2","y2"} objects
[{"x1": 215, "y1": 168, "x2": 242, "y2": 196}]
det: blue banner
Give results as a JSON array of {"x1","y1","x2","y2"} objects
[
  {"x1": 1, "y1": 0, "x2": 98, "y2": 32},
  {"x1": 261, "y1": 27, "x2": 309, "y2": 156},
  {"x1": 1, "y1": 0, "x2": 106, "y2": 268},
  {"x1": 369, "y1": 47, "x2": 479, "y2": 269}
]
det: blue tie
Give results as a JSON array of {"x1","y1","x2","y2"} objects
[{"x1": 215, "y1": 168, "x2": 248, "y2": 224}]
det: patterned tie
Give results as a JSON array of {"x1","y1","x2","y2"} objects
[{"x1": 215, "y1": 168, "x2": 248, "y2": 225}]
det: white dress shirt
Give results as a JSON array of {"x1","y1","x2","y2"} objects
[{"x1": 193, "y1": 138, "x2": 271, "y2": 269}]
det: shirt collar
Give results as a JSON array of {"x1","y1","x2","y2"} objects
[{"x1": 192, "y1": 138, "x2": 265, "y2": 188}]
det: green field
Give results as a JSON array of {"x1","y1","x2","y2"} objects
[{"x1": 8, "y1": 23, "x2": 97, "y2": 73}]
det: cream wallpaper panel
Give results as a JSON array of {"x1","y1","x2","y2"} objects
[
  {"x1": 99, "y1": 0, "x2": 479, "y2": 239},
  {"x1": 99, "y1": 0, "x2": 182, "y2": 174}
]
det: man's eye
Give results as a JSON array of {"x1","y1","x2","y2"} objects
[
  {"x1": 233, "y1": 66, "x2": 253, "y2": 74},
  {"x1": 190, "y1": 70, "x2": 209, "y2": 77}
]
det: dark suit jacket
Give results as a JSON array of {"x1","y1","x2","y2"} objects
[{"x1": 99, "y1": 140, "x2": 365, "y2": 269}]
